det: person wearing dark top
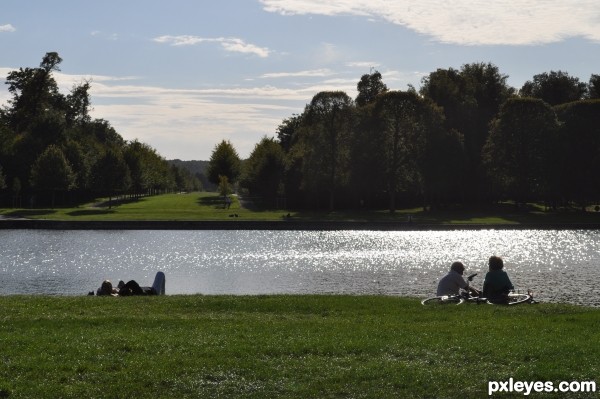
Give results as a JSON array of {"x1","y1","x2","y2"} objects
[
  {"x1": 94, "y1": 271, "x2": 165, "y2": 296},
  {"x1": 482, "y1": 256, "x2": 514, "y2": 303}
]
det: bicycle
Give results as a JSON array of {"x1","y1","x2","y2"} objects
[
  {"x1": 421, "y1": 273, "x2": 486, "y2": 306},
  {"x1": 486, "y1": 290, "x2": 535, "y2": 305},
  {"x1": 421, "y1": 273, "x2": 536, "y2": 306}
]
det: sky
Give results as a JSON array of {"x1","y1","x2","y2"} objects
[{"x1": 1, "y1": 0, "x2": 599, "y2": 160}]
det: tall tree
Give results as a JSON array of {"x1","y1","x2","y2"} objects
[
  {"x1": 4, "y1": 52, "x2": 65, "y2": 132},
  {"x1": 372, "y1": 91, "x2": 422, "y2": 212},
  {"x1": 92, "y1": 149, "x2": 131, "y2": 208},
  {"x1": 420, "y1": 63, "x2": 513, "y2": 201},
  {"x1": 554, "y1": 100, "x2": 600, "y2": 207},
  {"x1": 588, "y1": 74, "x2": 600, "y2": 99},
  {"x1": 65, "y1": 81, "x2": 92, "y2": 127},
  {"x1": 372, "y1": 91, "x2": 457, "y2": 212},
  {"x1": 483, "y1": 98, "x2": 559, "y2": 204},
  {"x1": 207, "y1": 140, "x2": 241, "y2": 186},
  {"x1": 29, "y1": 145, "x2": 75, "y2": 207},
  {"x1": 0, "y1": 164, "x2": 6, "y2": 190},
  {"x1": 301, "y1": 91, "x2": 354, "y2": 211},
  {"x1": 520, "y1": 71, "x2": 587, "y2": 105},
  {"x1": 276, "y1": 114, "x2": 303, "y2": 153},
  {"x1": 356, "y1": 70, "x2": 388, "y2": 107},
  {"x1": 240, "y1": 137, "x2": 285, "y2": 207}
]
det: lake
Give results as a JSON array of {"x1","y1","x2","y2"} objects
[{"x1": 0, "y1": 229, "x2": 598, "y2": 306}]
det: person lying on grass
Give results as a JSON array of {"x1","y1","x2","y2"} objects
[{"x1": 95, "y1": 271, "x2": 165, "y2": 296}]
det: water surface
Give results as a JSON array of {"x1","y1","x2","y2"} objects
[{"x1": 0, "y1": 229, "x2": 598, "y2": 306}]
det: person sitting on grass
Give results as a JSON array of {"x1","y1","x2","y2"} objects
[
  {"x1": 436, "y1": 261, "x2": 480, "y2": 297},
  {"x1": 482, "y1": 256, "x2": 514, "y2": 303}
]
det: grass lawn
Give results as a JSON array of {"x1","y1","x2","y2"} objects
[
  {"x1": 0, "y1": 295, "x2": 598, "y2": 398},
  {"x1": 3, "y1": 192, "x2": 600, "y2": 224},
  {"x1": 0, "y1": 192, "x2": 287, "y2": 221}
]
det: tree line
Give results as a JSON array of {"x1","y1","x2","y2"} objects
[
  {"x1": 3, "y1": 53, "x2": 598, "y2": 212},
  {"x1": 210, "y1": 64, "x2": 600, "y2": 212},
  {"x1": 0, "y1": 52, "x2": 201, "y2": 208}
]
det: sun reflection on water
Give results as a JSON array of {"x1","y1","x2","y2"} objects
[{"x1": 0, "y1": 229, "x2": 599, "y2": 305}]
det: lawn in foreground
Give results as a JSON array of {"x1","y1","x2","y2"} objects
[{"x1": 0, "y1": 295, "x2": 598, "y2": 398}]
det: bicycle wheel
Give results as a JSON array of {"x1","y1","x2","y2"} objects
[
  {"x1": 487, "y1": 293, "x2": 531, "y2": 305},
  {"x1": 422, "y1": 296, "x2": 464, "y2": 305}
]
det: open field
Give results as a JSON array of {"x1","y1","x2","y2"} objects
[
  {"x1": 3, "y1": 192, "x2": 600, "y2": 225},
  {"x1": 0, "y1": 295, "x2": 598, "y2": 398}
]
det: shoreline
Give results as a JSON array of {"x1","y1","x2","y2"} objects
[{"x1": 2, "y1": 219, "x2": 600, "y2": 230}]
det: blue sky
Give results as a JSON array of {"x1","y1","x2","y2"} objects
[{"x1": 1, "y1": 0, "x2": 599, "y2": 160}]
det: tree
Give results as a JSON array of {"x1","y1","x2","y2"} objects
[
  {"x1": 65, "y1": 81, "x2": 92, "y2": 127},
  {"x1": 372, "y1": 91, "x2": 457, "y2": 212},
  {"x1": 372, "y1": 91, "x2": 422, "y2": 212},
  {"x1": 207, "y1": 140, "x2": 241, "y2": 186},
  {"x1": 420, "y1": 63, "x2": 514, "y2": 201},
  {"x1": 29, "y1": 145, "x2": 75, "y2": 207},
  {"x1": 11, "y1": 177, "x2": 21, "y2": 208},
  {"x1": 356, "y1": 70, "x2": 388, "y2": 107},
  {"x1": 554, "y1": 100, "x2": 600, "y2": 207},
  {"x1": 218, "y1": 175, "x2": 232, "y2": 197},
  {"x1": 276, "y1": 114, "x2": 303, "y2": 153},
  {"x1": 0, "y1": 52, "x2": 177, "y2": 208},
  {"x1": 240, "y1": 137, "x2": 285, "y2": 206},
  {"x1": 92, "y1": 150, "x2": 131, "y2": 208},
  {"x1": 349, "y1": 103, "x2": 386, "y2": 209},
  {"x1": 588, "y1": 74, "x2": 600, "y2": 99},
  {"x1": 301, "y1": 91, "x2": 354, "y2": 211},
  {"x1": 520, "y1": 71, "x2": 587, "y2": 105},
  {"x1": 482, "y1": 98, "x2": 559, "y2": 204},
  {"x1": 0, "y1": 164, "x2": 6, "y2": 190},
  {"x1": 4, "y1": 52, "x2": 65, "y2": 132}
]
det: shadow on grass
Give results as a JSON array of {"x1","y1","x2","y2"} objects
[
  {"x1": 94, "y1": 197, "x2": 145, "y2": 209},
  {"x1": 197, "y1": 195, "x2": 226, "y2": 209},
  {"x1": 66, "y1": 209, "x2": 115, "y2": 217},
  {"x1": 3, "y1": 209, "x2": 58, "y2": 218},
  {"x1": 399, "y1": 202, "x2": 600, "y2": 225}
]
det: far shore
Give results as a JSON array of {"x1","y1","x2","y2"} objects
[
  {"x1": 2, "y1": 218, "x2": 600, "y2": 231},
  {"x1": 3, "y1": 192, "x2": 600, "y2": 230}
]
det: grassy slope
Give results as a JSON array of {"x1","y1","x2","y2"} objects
[
  {"x1": 3, "y1": 192, "x2": 600, "y2": 224},
  {"x1": 0, "y1": 295, "x2": 599, "y2": 398}
]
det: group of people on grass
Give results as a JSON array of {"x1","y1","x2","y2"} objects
[
  {"x1": 436, "y1": 256, "x2": 515, "y2": 303},
  {"x1": 94, "y1": 271, "x2": 165, "y2": 296},
  {"x1": 92, "y1": 259, "x2": 513, "y2": 301}
]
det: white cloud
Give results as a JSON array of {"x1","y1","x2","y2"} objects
[
  {"x1": 153, "y1": 35, "x2": 271, "y2": 57},
  {"x1": 260, "y1": 0, "x2": 600, "y2": 45},
  {"x1": 0, "y1": 67, "x2": 358, "y2": 160},
  {"x1": 346, "y1": 61, "x2": 380, "y2": 69},
  {"x1": 3, "y1": 69, "x2": 352, "y2": 159},
  {"x1": 0, "y1": 24, "x2": 16, "y2": 32},
  {"x1": 261, "y1": 68, "x2": 334, "y2": 78},
  {"x1": 91, "y1": 30, "x2": 118, "y2": 40}
]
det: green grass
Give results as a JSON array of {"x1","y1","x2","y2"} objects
[
  {"x1": 0, "y1": 192, "x2": 288, "y2": 221},
  {"x1": 3, "y1": 192, "x2": 600, "y2": 224},
  {"x1": 0, "y1": 295, "x2": 598, "y2": 398}
]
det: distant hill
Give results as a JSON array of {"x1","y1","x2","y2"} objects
[
  {"x1": 168, "y1": 159, "x2": 215, "y2": 191},
  {"x1": 169, "y1": 159, "x2": 209, "y2": 175}
]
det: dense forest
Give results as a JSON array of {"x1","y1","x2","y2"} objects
[
  {"x1": 231, "y1": 65, "x2": 600, "y2": 211},
  {"x1": 1, "y1": 52, "x2": 600, "y2": 212},
  {"x1": 0, "y1": 53, "x2": 200, "y2": 207}
]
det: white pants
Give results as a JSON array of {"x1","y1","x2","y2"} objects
[{"x1": 151, "y1": 271, "x2": 166, "y2": 295}]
